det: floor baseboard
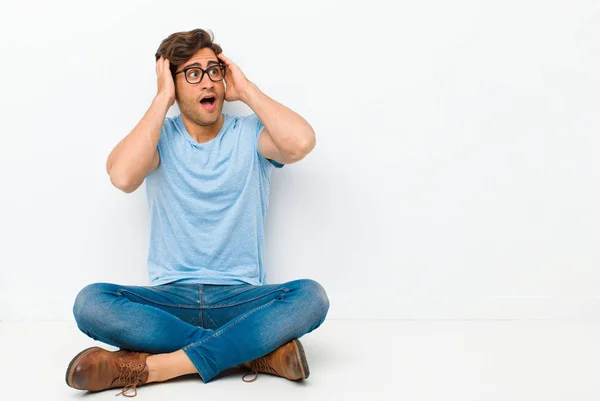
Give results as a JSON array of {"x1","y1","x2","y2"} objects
[{"x1": 1, "y1": 295, "x2": 599, "y2": 321}]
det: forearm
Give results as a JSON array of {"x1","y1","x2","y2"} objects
[
  {"x1": 106, "y1": 94, "x2": 170, "y2": 191},
  {"x1": 241, "y1": 83, "x2": 315, "y2": 158}
]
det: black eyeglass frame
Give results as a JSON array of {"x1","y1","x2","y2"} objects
[{"x1": 173, "y1": 63, "x2": 227, "y2": 84}]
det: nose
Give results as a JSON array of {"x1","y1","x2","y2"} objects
[{"x1": 199, "y1": 71, "x2": 215, "y2": 90}]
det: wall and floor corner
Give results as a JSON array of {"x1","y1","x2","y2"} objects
[{"x1": 1, "y1": 1, "x2": 599, "y2": 323}]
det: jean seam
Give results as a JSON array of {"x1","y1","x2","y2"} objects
[
  {"x1": 119, "y1": 287, "x2": 290, "y2": 310},
  {"x1": 206, "y1": 312, "x2": 218, "y2": 329},
  {"x1": 204, "y1": 288, "x2": 289, "y2": 309},
  {"x1": 119, "y1": 290, "x2": 201, "y2": 309},
  {"x1": 199, "y1": 284, "x2": 204, "y2": 328},
  {"x1": 183, "y1": 294, "x2": 283, "y2": 349},
  {"x1": 146, "y1": 285, "x2": 200, "y2": 304}
]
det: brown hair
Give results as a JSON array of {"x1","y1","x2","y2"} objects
[{"x1": 155, "y1": 29, "x2": 223, "y2": 76}]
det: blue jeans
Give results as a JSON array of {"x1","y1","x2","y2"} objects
[{"x1": 72, "y1": 279, "x2": 330, "y2": 382}]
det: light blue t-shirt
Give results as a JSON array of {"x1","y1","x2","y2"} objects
[{"x1": 144, "y1": 113, "x2": 284, "y2": 286}]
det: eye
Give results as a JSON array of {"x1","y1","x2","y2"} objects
[{"x1": 209, "y1": 66, "x2": 224, "y2": 79}]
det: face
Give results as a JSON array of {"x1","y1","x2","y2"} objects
[{"x1": 174, "y1": 48, "x2": 226, "y2": 126}]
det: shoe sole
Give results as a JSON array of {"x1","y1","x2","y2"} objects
[
  {"x1": 293, "y1": 339, "x2": 310, "y2": 380},
  {"x1": 65, "y1": 346, "x2": 103, "y2": 389}
]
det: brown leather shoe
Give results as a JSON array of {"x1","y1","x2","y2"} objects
[
  {"x1": 241, "y1": 339, "x2": 310, "y2": 382},
  {"x1": 65, "y1": 346, "x2": 151, "y2": 397}
]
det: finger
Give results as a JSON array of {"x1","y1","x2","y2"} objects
[
  {"x1": 217, "y1": 53, "x2": 233, "y2": 65},
  {"x1": 160, "y1": 59, "x2": 167, "y2": 76},
  {"x1": 157, "y1": 57, "x2": 163, "y2": 75},
  {"x1": 164, "y1": 58, "x2": 172, "y2": 75}
]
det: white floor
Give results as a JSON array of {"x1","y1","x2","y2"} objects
[{"x1": 1, "y1": 320, "x2": 599, "y2": 401}]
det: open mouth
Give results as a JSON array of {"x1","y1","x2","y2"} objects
[{"x1": 199, "y1": 96, "x2": 217, "y2": 110}]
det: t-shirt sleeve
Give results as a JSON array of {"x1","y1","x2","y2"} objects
[
  {"x1": 248, "y1": 113, "x2": 285, "y2": 169},
  {"x1": 146, "y1": 118, "x2": 170, "y2": 179},
  {"x1": 156, "y1": 117, "x2": 170, "y2": 157}
]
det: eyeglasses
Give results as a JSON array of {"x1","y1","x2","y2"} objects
[{"x1": 174, "y1": 64, "x2": 226, "y2": 84}]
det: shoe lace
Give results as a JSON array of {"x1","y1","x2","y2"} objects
[
  {"x1": 242, "y1": 358, "x2": 278, "y2": 383},
  {"x1": 114, "y1": 362, "x2": 146, "y2": 398}
]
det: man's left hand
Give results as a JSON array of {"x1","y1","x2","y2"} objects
[{"x1": 217, "y1": 53, "x2": 253, "y2": 103}]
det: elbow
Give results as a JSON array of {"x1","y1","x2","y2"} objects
[
  {"x1": 108, "y1": 169, "x2": 140, "y2": 193},
  {"x1": 287, "y1": 130, "x2": 316, "y2": 162},
  {"x1": 304, "y1": 130, "x2": 316, "y2": 154},
  {"x1": 106, "y1": 154, "x2": 143, "y2": 193}
]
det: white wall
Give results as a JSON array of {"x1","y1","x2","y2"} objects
[{"x1": 1, "y1": 0, "x2": 599, "y2": 321}]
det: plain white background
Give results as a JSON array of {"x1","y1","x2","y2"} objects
[{"x1": 0, "y1": 0, "x2": 599, "y2": 321}]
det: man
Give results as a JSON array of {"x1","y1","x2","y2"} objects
[{"x1": 65, "y1": 29, "x2": 329, "y2": 397}]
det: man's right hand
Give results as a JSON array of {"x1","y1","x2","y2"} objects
[{"x1": 156, "y1": 56, "x2": 175, "y2": 107}]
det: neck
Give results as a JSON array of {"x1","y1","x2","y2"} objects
[{"x1": 181, "y1": 113, "x2": 224, "y2": 144}]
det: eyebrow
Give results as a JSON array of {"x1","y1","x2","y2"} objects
[{"x1": 182, "y1": 60, "x2": 220, "y2": 70}]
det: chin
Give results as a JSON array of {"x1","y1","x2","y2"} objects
[
  {"x1": 205, "y1": 115, "x2": 221, "y2": 125},
  {"x1": 182, "y1": 107, "x2": 222, "y2": 127},
  {"x1": 201, "y1": 104, "x2": 223, "y2": 125},
  {"x1": 192, "y1": 115, "x2": 219, "y2": 127}
]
